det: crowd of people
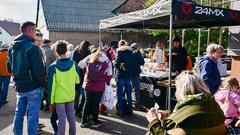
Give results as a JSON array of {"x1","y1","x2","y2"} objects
[
  {"x1": 0, "y1": 21, "x2": 240, "y2": 135},
  {"x1": 0, "y1": 21, "x2": 146, "y2": 135}
]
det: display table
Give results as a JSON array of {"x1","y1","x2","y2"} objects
[{"x1": 139, "y1": 71, "x2": 176, "y2": 110}]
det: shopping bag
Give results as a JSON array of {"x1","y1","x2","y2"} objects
[{"x1": 101, "y1": 84, "x2": 114, "y2": 110}]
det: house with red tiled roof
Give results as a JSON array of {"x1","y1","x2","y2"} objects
[{"x1": 0, "y1": 20, "x2": 21, "y2": 45}]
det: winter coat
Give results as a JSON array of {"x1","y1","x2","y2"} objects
[
  {"x1": 148, "y1": 94, "x2": 226, "y2": 135},
  {"x1": 78, "y1": 53, "x2": 112, "y2": 93},
  {"x1": 72, "y1": 49, "x2": 91, "y2": 81},
  {"x1": 171, "y1": 46, "x2": 187, "y2": 73},
  {"x1": 132, "y1": 49, "x2": 145, "y2": 77},
  {"x1": 48, "y1": 58, "x2": 80, "y2": 104},
  {"x1": 214, "y1": 87, "x2": 240, "y2": 118},
  {"x1": 41, "y1": 44, "x2": 57, "y2": 75},
  {"x1": 0, "y1": 48, "x2": 11, "y2": 76},
  {"x1": 8, "y1": 34, "x2": 46, "y2": 92},
  {"x1": 114, "y1": 46, "x2": 133, "y2": 79},
  {"x1": 196, "y1": 56, "x2": 221, "y2": 95}
]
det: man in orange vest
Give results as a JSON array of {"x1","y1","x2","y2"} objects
[{"x1": 0, "y1": 43, "x2": 12, "y2": 108}]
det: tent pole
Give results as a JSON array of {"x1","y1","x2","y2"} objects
[
  {"x1": 219, "y1": 0, "x2": 224, "y2": 46},
  {"x1": 182, "y1": 29, "x2": 185, "y2": 46},
  {"x1": 207, "y1": 0, "x2": 212, "y2": 46},
  {"x1": 198, "y1": 29, "x2": 201, "y2": 57},
  {"x1": 99, "y1": 28, "x2": 102, "y2": 45},
  {"x1": 197, "y1": 0, "x2": 203, "y2": 57},
  {"x1": 167, "y1": 14, "x2": 173, "y2": 111},
  {"x1": 219, "y1": 29, "x2": 223, "y2": 45}
]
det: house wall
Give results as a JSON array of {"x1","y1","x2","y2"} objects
[
  {"x1": 37, "y1": 0, "x2": 49, "y2": 39},
  {"x1": 0, "y1": 27, "x2": 13, "y2": 45},
  {"x1": 49, "y1": 31, "x2": 164, "y2": 48},
  {"x1": 49, "y1": 31, "x2": 121, "y2": 46}
]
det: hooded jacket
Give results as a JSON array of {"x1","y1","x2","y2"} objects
[
  {"x1": 196, "y1": 56, "x2": 221, "y2": 95},
  {"x1": 114, "y1": 46, "x2": 133, "y2": 79},
  {"x1": 214, "y1": 87, "x2": 240, "y2": 118},
  {"x1": 48, "y1": 58, "x2": 80, "y2": 104},
  {"x1": 148, "y1": 95, "x2": 226, "y2": 135},
  {"x1": 7, "y1": 34, "x2": 46, "y2": 92},
  {"x1": 0, "y1": 48, "x2": 11, "y2": 76},
  {"x1": 78, "y1": 53, "x2": 112, "y2": 92}
]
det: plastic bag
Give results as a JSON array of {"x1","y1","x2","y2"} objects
[{"x1": 101, "y1": 84, "x2": 114, "y2": 110}]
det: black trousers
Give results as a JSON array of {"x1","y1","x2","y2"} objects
[
  {"x1": 82, "y1": 90, "x2": 103, "y2": 123},
  {"x1": 50, "y1": 111, "x2": 58, "y2": 132},
  {"x1": 74, "y1": 85, "x2": 85, "y2": 114}
]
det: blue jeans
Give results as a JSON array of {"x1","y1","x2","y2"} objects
[
  {"x1": 132, "y1": 76, "x2": 140, "y2": 106},
  {"x1": 13, "y1": 88, "x2": 43, "y2": 135},
  {"x1": 116, "y1": 78, "x2": 132, "y2": 111},
  {"x1": 0, "y1": 76, "x2": 11, "y2": 105}
]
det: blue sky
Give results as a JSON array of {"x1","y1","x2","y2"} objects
[{"x1": 0, "y1": 0, "x2": 37, "y2": 23}]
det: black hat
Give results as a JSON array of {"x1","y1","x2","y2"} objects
[{"x1": 43, "y1": 39, "x2": 51, "y2": 44}]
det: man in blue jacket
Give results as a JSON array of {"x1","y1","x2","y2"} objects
[
  {"x1": 196, "y1": 43, "x2": 223, "y2": 95},
  {"x1": 8, "y1": 21, "x2": 46, "y2": 135}
]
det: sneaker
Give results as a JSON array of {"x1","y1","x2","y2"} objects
[
  {"x1": 92, "y1": 121, "x2": 103, "y2": 129},
  {"x1": 80, "y1": 121, "x2": 91, "y2": 128},
  {"x1": 116, "y1": 110, "x2": 124, "y2": 116}
]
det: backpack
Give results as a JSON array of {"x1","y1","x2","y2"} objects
[{"x1": 86, "y1": 61, "x2": 106, "y2": 82}]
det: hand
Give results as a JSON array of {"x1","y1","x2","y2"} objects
[
  {"x1": 49, "y1": 104, "x2": 56, "y2": 112},
  {"x1": 176, "y1": 71, "x2": 180, "y2": 76},
  {"x1": 235, "y1": 120, "x2": 240, "y2": 127},
  {"x1": 157, "y1": 110, "x2": 169, "y2": 120},
  {"x1": 172, "y1": 52, "x2": 177, "y2": 55},
  {"x1": 146, "y1": 108, "x2": 158, "y2": 123}
]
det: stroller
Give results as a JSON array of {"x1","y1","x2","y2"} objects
[{"x1": 225, "y1": 116, "x2": 240, "y2": 135}]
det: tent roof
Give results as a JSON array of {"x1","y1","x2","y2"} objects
[{"x1": 100, "y1": 0, "x2": 240, "y2": 30}]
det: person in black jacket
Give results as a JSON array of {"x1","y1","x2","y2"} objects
[
  {"x1": 131, "y1": 43, "x2": 145, "y2": 109},
  {"x1": 8, "y1": 21, "x2": 46, "y2": 135},
  {"x1": 171, "y1": 37, "x2": 187, "y2": 75},
  {"x1": 114, "y1": 40, "x2": 134, "y2": 116},
  {"x1": 72, "y1": 40, "x2": 91, "y2": 117}
]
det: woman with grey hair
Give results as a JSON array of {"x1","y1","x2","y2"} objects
[
  {"x1": 196, "y1": 43, "x2": 224, "y2": 95},
  {"x1": 146, "y1": 71, "x2": 226, "y2": 135}
]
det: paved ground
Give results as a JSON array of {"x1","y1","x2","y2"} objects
[{"x1": 0, "y1": 84, "x2": 148, "y2": 135}]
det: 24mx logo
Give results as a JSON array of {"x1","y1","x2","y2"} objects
[
  {"x1": 195, "y1": 6, "x2": 224, "y2": 17},
  {"x1": 182, "y1": 2, "x2": 193, "y2": 15}
]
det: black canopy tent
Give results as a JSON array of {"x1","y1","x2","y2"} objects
[
  {"x1": 100, "y1": 0, "x2": 240, "y2": 29},
  {"x1": 99, "y1": 0, "x2": 240, "y2": 111}
]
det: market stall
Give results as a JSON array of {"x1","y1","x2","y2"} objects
[
  {"x1": 100, "y1": 0, "x2": 240, "y2": 111},
  {"x1": 139, "y1": 59, "x2": 176, "y2": 109}
]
